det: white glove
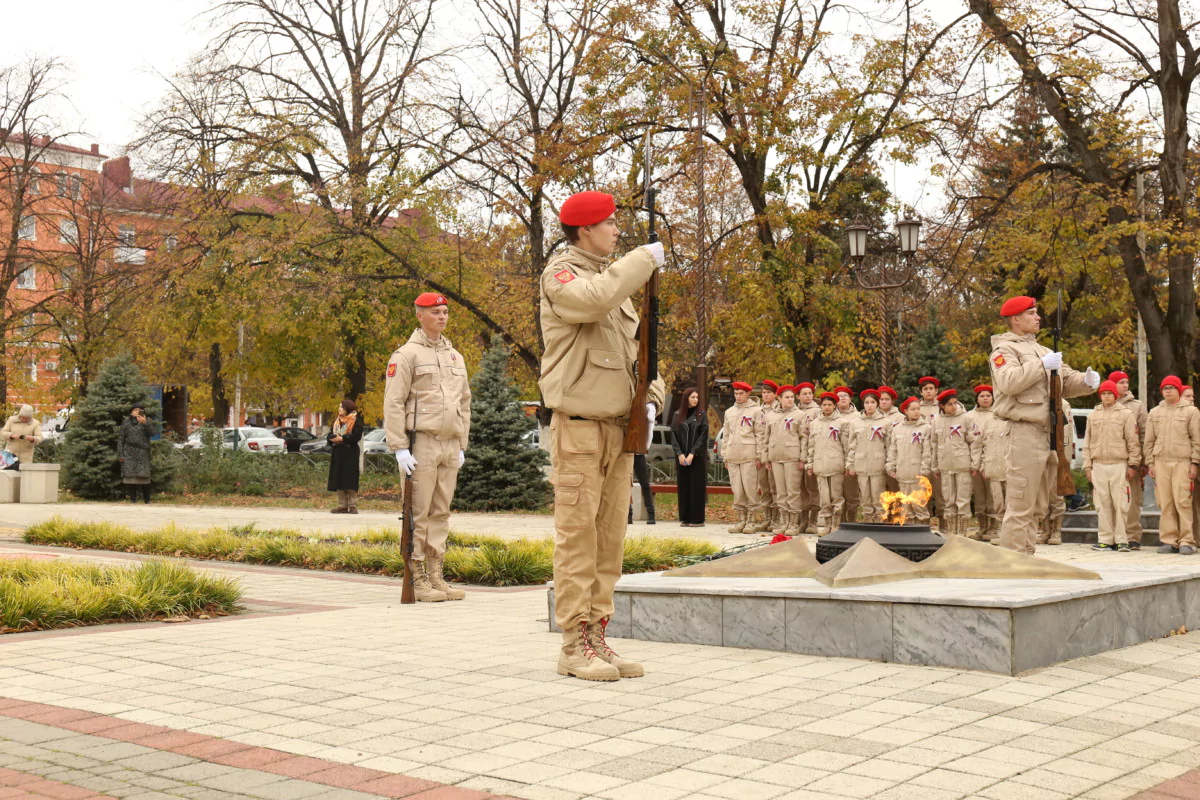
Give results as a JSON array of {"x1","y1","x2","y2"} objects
[
  {"x1": 1083, "y1": 367, "x2": 1100, "y2": 389},
  {"x1": 395, "y1": 449, "x2": 418, "y2": 475},
  {"x1": 645, "y1": 403, "x2": 656, "y2": 450},
  {"x1": 1041, "y1": 351, "x2": 1063, "y2": 371},
  {"x1": 458, "y1": 450, "x2": 465, "y2": 468},
  {"x1": 644, "y1": 241, "x2": 665, "y2": 266}
]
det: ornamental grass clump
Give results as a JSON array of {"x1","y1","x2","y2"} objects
[{"x1": 0, "y1": 558, "x2": 242, "y2": 634}]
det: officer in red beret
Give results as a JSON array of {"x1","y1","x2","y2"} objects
[
  {"x1": 1108, "y1": 370, "x2": 1149, "y2": 547},
  {"x1": 384, "y1": 291, "x2": 471, "y2": 602},
  {"x1": 539, "y1": 191, "x2": 665, "y2": 682},
  {"x1": 989, "y1": 296, "x2": 1100, "y2": 553}
]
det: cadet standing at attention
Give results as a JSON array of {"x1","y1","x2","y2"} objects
[
  {"x1": 1110, "y1": 371, "x2": 1148, "y2": 549},
  {"x1": 886, "y1": 397, "x2": 932, "y2": 522},
  {"x1": 796, "y1": 382, "x2": 821, "y2": 533},
  {"x1": 807, "y1": 392, "x2": 853, "y2": 536},
  {"x1": 964, "y1": 385, "x2": 996, "y2": 539},
  {"x1": 850, "y1": 389, "x2": 890, "y2": 522},
  {"x1": 722, "y1": 382, "x2": 763, "y2": 534},
  {"x1": 755, "y1": 380, "x2": 782, "y2": 533}
]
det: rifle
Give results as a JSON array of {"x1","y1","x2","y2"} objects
[
  {"x1": 622, "y1": 134, "x2": 660, "y2": 454},
  {"x1": 400, "y1": 414, "x2": 416, "y2": 604},
  {"x1": 1049, "y1": 288, "x2": 1076, "y2": 496}
]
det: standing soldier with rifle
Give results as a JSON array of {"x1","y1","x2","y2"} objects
[
  {"x1": 385, "y1": 292, "x2": 472, "y2": 602},
  {"x1": 539, "y1": 181, "x2": 665, "y2": 681},
  {"x1": 989, "y1": 296, "x2": 1100, "y2": 554}
]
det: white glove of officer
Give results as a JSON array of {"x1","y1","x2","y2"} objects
[
  {"x1": 644, "y1": 241, "x2": 665, "y2": 266},
  {"x1": 395, "y1": 449, "x2": 418, "y2": 475},
  {"x1": 1041, "y1": 351, "x2": 1063, "y2": 371},
  {"x1": 645, "y1": 403, "x2": 657, "y2": 450},
  {"x1": 458, "y1": 450, "x2": 466, "y2": 468},
  {"x1": 1083, "y1": 367, "x2": 1100, "y2": 389}
]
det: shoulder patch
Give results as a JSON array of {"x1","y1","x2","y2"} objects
[
  {"x1": 553, "y1": 269, "x2": 575, "y2": 285},
  {"x1": 387, "y1": 362, "x2": 397, "y2": 377},
  {"x1": 993, "y1": 354, "x2": 1006, "y2": 367}
]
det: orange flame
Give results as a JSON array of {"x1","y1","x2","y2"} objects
[{"x1": 879, "y1": 476, "x2": 933, "y2": 525}]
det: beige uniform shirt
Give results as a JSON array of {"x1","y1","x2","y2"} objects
[
  {"x1": 974, "y1": 416, "x2": 1010, "y2": 481},
  {"x1": 1117, "y1": 392, "x2": 1148, "y2": 466},
  {"x1": 886, "y1": 419, "x2": 931, "y2": 480},
  {"x1": 1082, "y1": 404, "x2": 1140, "y2": 468},
  {"x1": 1, "y1": 416, "x2": 41, "y2": 463},
  {"x1": 918, "y1": 400, "x2": 938, "y2": 426},
  {"x1": 988, "y1": 331, "x2": 1092, "y2": 427},
  {"x1": 1144, "y1": 401, "x2": 1200, "y2": 464},
  {"x1": 850, "y1": 411, "x2": 891, "y2": 476},
  {"x1": 765, "y1": 407, "x2": 805, "y2": 463},
  {"x1": 721, "y1": 400, "x2": 763, "y2": 464},
  {"x1": 806, "y1": 412, "x2": 852, "y2": 476},
  {"x1": 384, "y1": 329, "x2": 471, "y2": 452},
  {"x1": 538, "y1": 245, "x2": 664, "y2": 419},
  {"x1": 759, "y1": 400, "x2": 782, "y2": 462},
  {"x1": 881, "y1": 407, "x2": 904, "y2": 427},
  {"x1": 931, "y1": 408, "x2": 973, "y2": 473}
]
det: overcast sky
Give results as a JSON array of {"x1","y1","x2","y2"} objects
[{"x1": 4, "y1": 0, "x2": 211, "y2": 158}]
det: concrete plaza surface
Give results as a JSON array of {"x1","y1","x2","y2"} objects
[{"x1": 3, "y1": 508, "x2": 1200, "y2": 799}]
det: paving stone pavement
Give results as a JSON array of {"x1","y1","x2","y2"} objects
[{"x1": 5, "y1": 514, "x2": 1200, "y2": 798}]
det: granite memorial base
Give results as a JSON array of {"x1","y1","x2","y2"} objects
[{"x1": 547, "y1": 563, "x2": 1200, "y2": 675}]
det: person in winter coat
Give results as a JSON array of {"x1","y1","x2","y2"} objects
[
  {"x1": 886, "y1": 397, "x2": 932, "y2": 522},
  {"x1": 671, "y1": 387, "x2": 708, "y2": 527},
  {"x1": 765, "y1": 386, "x2": 805, "y2": 535},
  {"x1": 328, "y1": 398, "x2": 365, "y2": 513},
  {"x1": 806, "y1": 392, "x2": 853, "y2": 536},
  {"x1": 2, "y1": 405, "x2": 42, "y2": 464},
  {"x1": 849, "y1": 389, "x2": 890, "y2": 522},
  {"x1": 117, "y1": 406, "x2": 157, "y2": 503},
  {"x1": 931, "y1": 389, "x2": 975, "y2": 537}
]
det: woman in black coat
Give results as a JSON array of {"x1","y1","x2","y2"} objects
[
  {"x1": 328, "y1": 398, "x2": 365, "y2": 513},
  {"x1": 672, "y1": 387, "x2": 709, "y2": 526},
  {"x1": 118, "y1": 406, "x2": 158, "y2": 503}
]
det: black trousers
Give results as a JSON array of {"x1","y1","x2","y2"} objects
[
  {"x1": 632, "y1": 454, "x2": 654, "y2": 514},
  {"x1": 677, "y1": 459, "x2": 707, "y2": 524},
  {"x1": 126, "y1": 484, "x2": 151, "y2": 503}
]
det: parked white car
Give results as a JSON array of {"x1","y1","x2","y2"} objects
[
  {"x1": 361, "y1": 428, "x2": 391, "y2": 455},
  {"x1": 178, "y1": 427, "x2": 287, "y2": 453}
]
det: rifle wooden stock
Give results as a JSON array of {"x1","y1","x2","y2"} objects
[
  {"x1": 400, "y1": 431, "x2": 416, "y2": 604},
  {"x1": 1050, "y1": 374, "x2": 1076, "y2": 496},
  {"x1": 622, "y1": 269, "x2": 658, "y2": 454}
]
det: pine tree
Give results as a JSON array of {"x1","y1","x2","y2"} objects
[
  {"x1": 896, "y1": 310, "x2": 968, "y2": 400},
  {"x1": 61, "y1": 354, "x2": 178, "y2": 499},
  {"x1": 453, "y1": 338, "x2": 550, "y2": 511}
]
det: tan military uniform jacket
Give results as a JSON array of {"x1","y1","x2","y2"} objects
[
  {"x1": 850, "y1": 411, "x2": 890, "y2": 476},
  {"x1": 1117, "y1": 392, "x2": 1148, "y2": 465},
  {"x1": 988, "y1": 331, "x2": 1092, "y2": 427},
  {"x1": 918, "y1": 400, "x2": 938, "y2": 426},
  {"x1": 1, "y1": 416, "x2": 41, "y2": 463},
  {"x1": 806, "y1": 412, "x2": 852, "y2": 476},
  {"x1": 931, "y1": 408, "x2": 973, "y2": 473},
  {"x1": 384, "y1": 329, "x2": 471, "y2": 451},
  {"x1": 973, "y1": 416, "x2": 1010, "y2": 481},
  {"x1": 538, "y1": 245, "x2": 664, "y2": 419},
  {"x1": 1082, "y1": 404, "x2": 1140, "y2": 468},
  {"x1": 1144, "y1": 401, "x2": 1200, "y2": 464},
  {"x1": 765, "y1": 407, "x2": 804, "y2": 463},
  {"x1": 759, "y1": 400, "x2": 782, "y2": 462},
  {"x1": 881, "y1": 407, "x2": 904, "y2": 427},
  {"x1": 964, "y1": 407, "x2": 992, "y2": 444},
  {"x1": 886, "y1": 419, "x2": 931, "y2": 480},
  {"x1": 721, "y1": 399, "x2": 763, "y2": 464}
]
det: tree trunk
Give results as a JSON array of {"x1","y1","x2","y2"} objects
[{"x1": 209, "y1": 342, "x2": 229, "y2": 425}]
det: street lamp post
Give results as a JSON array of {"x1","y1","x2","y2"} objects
[{"x1": 845, "y1": 215, "x2": 922, "y2": 290}]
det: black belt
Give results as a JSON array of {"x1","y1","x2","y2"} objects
[{"x1": 568, "y1": 416, "x2": 587, "y2": 421}]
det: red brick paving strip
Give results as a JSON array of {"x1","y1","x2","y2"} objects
[
  {"x1": 0, "y1": 697, "x2": 505, "y2": 799},
  {"x1": 1133, "y1": 769, "x2": 1200, "y2": 799},
  {"x1": 0, "y1": 767, "x2": 115, "y2": 799}
]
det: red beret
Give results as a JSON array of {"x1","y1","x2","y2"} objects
[
  {"x1": 559, "y1": 191, "x2": 616, "y2": 226},
  {"x1": 1098, "y1": 380, "x2": 1119, "y2": 396},
  {"x1": 414, "y1": 292, "x2": 448, "y2": 307},
  {"x1": 778, "y1": 385, "x2": 796, "y2": 394},
  {"x1": 900, "y1": 396, "x2": 919, "y2": 412},
  {"x1": 1108, "y1": 371, "x2": 1129, "y2": 383},
  {"x1": 834, "y1": 386, "x2": 851, "y2": 396},
  {"x1": 936, "y1": 389, "x2": 957, "y2": 403},
  {"x1": 761, "y1": 380, "x2": 779, "y2": 392},
  {"x1": 918, "y1": 376, "x2": 940, "y2": 388},
  {"x1": 1161, "y1": 375, "x2": 1183, "y2": 391},
  {"x1": 974, "y1": 384, "x2": 993, "y2": 394},
  {"x1": 877, "y1": 385, "x2": 898, "y2": 399},
  {"x1": 1000, "y1": 296, "x2": 1037, "y2": 317},
  {"x1": 796, "y1": 382, "x2": 815, "y2": 391},
  {"x1": 732, "y1": 381, "x2": 753, "y2": 392},
  {"x1": 859, "y1": 389, "x2": 880, "y2": 400},
  {"x1": 819, "y1": 392, "x2": 838, "y2": 402}
]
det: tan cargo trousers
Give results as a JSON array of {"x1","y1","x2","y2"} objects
[
  {"x1": 550, "y1": 416, "x2": 631, "y2": 631},
  {"x1": 1127, "y1": 476, "x2": 1145, "y2": 543},
  {"x1": 411, "y1": 435, "x2": 461, "y2": 559},
  {"x1": 998, "y1": 421, "x2": 1057, "y2": 554},
  {"x1": 1092, "y1": 462, "x2": 1130, "y2": 546},
  {"x1": 857, "y1": 473, "x2": 887, "y2": 521},
  {"x1": 771, "y1": 462, "x2": 803, "y2": 516},
  {"x1": 758, "y1": 464, "x2": 776, "y2": 516},
  {"x1": 1154, "y1": 460, "x2": 1195, "y2": 549},
  {"x1": 816, "y1": 473, "x2": 845, "y2": 531},
  {"x1": 727, "y1": 461, "x2": 759, "y2": 514},
  {"x1": 898, "y1": 479, "x2": 930, "y2": 522},
  {"x1": 940, "y1": 471, "x2": 972, "y2": 519},
  {"x1": 988, "y1": 480, "x2": 1006, "y2": 535}
]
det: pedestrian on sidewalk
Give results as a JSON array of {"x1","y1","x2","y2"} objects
[
  {"x1": 2, "y1": 405, "x2": 42, "y2": 465},
  {"x1": 1145, "y1": 375, "x2": 1200, "y2": 555},
  {"x1": 672, "y1": 387, "x2": 708, "y2": 527},
  {"x1": 327, "y1": 399, "x2": 364, "y2": 514},
  {"x1": 117, "y1": 406, "x2": 156, "y2": 503},
  {"x1": 1084, "y1": 381, "x2": 1140, "y2": 552}
]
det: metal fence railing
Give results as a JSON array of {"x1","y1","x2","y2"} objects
[{"x1": 648, "y1": 459, "x2": 729, "y2": 487}]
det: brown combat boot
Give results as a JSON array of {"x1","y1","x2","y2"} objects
[
  {"x1": 585, "y1": 619, "x2": 644, "y2": 678},
  {"x1": 772, "y1": 508, "x2": 788, "y2": 536},
  {"x1": 1035, "y1": 518, "x2": 1051, "y2": 545},
  {"x1": 750, "y1": 510, "x2": 770, "y2": 533},
  {"x1": 427, "y1": 556, "x2": 465, "y2": 600},
  {"x1": 558, "y1": 622, "x2": 620, "y2": 681},
  {"x1": 804, "y1": 509, "x2": 818, "y2": 534},
  {"x1": 411, "y1": 560, "x2": 448, "y2": 602},
  {"x1": 784, "y1": 510, "x2": 800, "y2": 536},
  {"x1": 728, "y1": 510, "x2": 749, "y2": 534}
]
